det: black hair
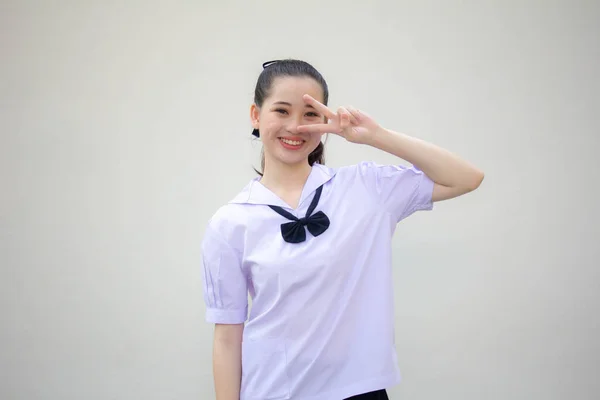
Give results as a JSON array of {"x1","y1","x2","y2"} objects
[{"x1": 252, "y1": 59, "x2": 329, "y2": 176}]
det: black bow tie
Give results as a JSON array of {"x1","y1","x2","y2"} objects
[{"x1": 269, "y1": 185, "x2": 330, "y2": 244}]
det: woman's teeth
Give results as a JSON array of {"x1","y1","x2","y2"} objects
[{"x1": 280, "y1": 138, "x2": 303, "y2": 145}]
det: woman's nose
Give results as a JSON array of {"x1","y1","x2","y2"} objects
[{"x1": 285, "y1": 116, "x2": 303, "y2": 133}]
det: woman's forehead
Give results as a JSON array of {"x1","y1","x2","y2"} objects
[{"x1": 268, "y1": 76, "x2": 324, "y2": 103}]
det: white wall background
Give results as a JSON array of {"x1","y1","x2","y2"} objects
[{"x1": 1, "y1": 1, "x2": 599, "y2": 399}]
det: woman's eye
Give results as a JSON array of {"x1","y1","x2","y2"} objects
[
  {"x1": 306, "y1": 112, "x2": 320, "y2": 117},
  {"x1": 275, "y1": 109, "x2": 288, "y2": 114}
]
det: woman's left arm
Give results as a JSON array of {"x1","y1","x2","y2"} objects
[
  {"x1": 297, "y1": 94, "x2": 484, "y2": 202},
  {"x1": 366, "y1": 127, "x2": 484, "y2": 202}
]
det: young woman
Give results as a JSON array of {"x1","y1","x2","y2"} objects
[{"x1": 201, "y1": 59, "x2": 484, "y2": 400}]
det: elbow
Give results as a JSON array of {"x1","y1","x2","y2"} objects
[{"x1": 466, "y1": 169, "x2": 484, "y2": 192}]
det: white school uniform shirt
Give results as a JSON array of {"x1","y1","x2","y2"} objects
[{"x1": 201, "y1": 161, "x2": 434, "y2": 400}]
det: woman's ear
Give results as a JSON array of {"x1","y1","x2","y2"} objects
[{"x1": 250, "y1": 104, "x2": 260, "y2": 129}]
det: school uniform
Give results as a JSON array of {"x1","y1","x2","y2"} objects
[{"x1": 201, "y1": 161, "x2": 434, "y2": 400}]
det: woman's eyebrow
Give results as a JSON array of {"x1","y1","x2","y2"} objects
[{"x1": 272, "y1": 101, "x2": 317, "y2": 110}]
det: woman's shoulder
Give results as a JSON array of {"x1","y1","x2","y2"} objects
[
  {"x1": 333, "y1": 160, "x2": 424, "y2": 180},
  {"x1": 328, "y1": 161, "x2": 429, "y2": 201},
  {"x1": 204, "y1": 201, "x2": 252, "y2": 246},
  {"x1": 202, "y1": 179, "x2": 258, "y2": 250},
  {"x1": 327, "y1": 160, "x2": 391, "y2": 182}
]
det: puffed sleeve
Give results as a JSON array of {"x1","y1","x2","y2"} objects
[
  {"x1": 356, "y1": 161, "x2": 434, "y2": 222},
  {"x1": 201, "y1": 225, "x2": 248, "y2": 324}
]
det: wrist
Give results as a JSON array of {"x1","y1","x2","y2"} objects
[
  {"x1": 365, "y1": 127, "x2": 416, "y2": 163},
  {"x1": 365, "y1": 126, "x2": 392, "y2": 148}
]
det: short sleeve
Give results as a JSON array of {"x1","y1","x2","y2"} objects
[
  {"x1": 201, "y1": 226, "x2": 248, "y2": 324},
  {"x1": 356, "y1": 161, "x2": 434, "y2": 222}
]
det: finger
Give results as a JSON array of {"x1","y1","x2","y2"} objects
[
  {"x1": 338, "y1": 106, "x2": 357, "y2": 127},
  {"x1": 347, "y1": 106, "x2": 363, "y2": 122},
  {"x1": 297, "y1": 123, "x2": 334, "y2": 135},
  {"x1": 338, "y1": 107, "x2": 349, "y2": 129},
  {"x1": 303, "y1": 94, "x2": 336, "y2": 119}
]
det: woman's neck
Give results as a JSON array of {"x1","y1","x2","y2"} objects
[{"x1": 260, "y1": 159, "x2": 312, "y2": 203}]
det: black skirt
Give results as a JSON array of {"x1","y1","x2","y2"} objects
[{"x1": 345, "y1": 389, "x2": 389, "y2": 399}]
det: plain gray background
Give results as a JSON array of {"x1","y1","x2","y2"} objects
[{"x1": 1, "y1": 1, "x2": 599, "y2": 399}]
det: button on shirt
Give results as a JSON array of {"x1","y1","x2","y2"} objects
[{"x1": 201, "y1": 161, "x2": 434, "y2": 400}]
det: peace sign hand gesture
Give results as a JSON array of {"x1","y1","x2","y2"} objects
[{"x1": 297, "y1": 94, "x2": 382, "y2": 145}]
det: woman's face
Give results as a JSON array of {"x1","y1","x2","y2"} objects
[{"x1": 251, "y1": 76, "x2": 326, "y2": 169}]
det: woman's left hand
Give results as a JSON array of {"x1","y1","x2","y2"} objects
[{"x1": 297, "y1": 94, "x2": 381, "y2": 145}]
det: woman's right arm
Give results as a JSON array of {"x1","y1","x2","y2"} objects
[{"x1": 213, "y1": 323, "x2": 244, "y2": 400}]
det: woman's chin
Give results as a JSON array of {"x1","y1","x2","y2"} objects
[
  {"x1": 273, "y1": 153, "x2": 312, "y2": 167},
  {"x1": 265, "y1": 144, "x2": 320, "y2": 167}
]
